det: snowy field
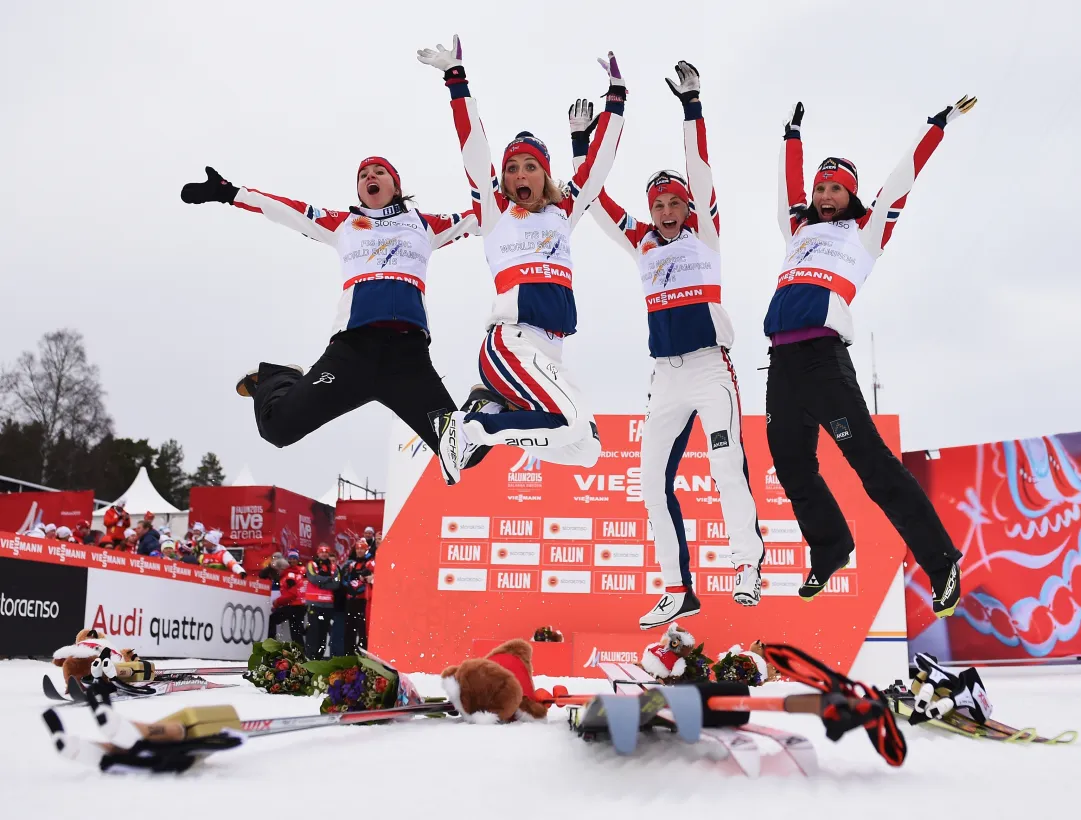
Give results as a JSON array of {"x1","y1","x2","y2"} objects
[{"x1": 3, "y1": 658, "x2": 1077, "y2": 818}]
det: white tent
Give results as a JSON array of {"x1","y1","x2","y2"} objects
[
  {"x1": 229, "y1": 464, "x2": 257, "y2": 486},
  {"x1": 318, "y1": 463, "x2": 365, "y2": 506},
  {"x1": 92, "y1": 466, "x2": 187, "y2": 533}
]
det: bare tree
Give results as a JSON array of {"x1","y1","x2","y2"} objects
[{"x1": 0, "y1": 329, "x2": 113, "y2": 480}]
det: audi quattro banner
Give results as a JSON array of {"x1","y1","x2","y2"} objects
[
  {"x1": 0, "y1": 490, "x2": 95, "y2": 534},
  {"x1": 0, "y1": 530, "x2": 271, "y2": 659},
  {"x1": 0, "y1": 556, "x2": 87, "y2": 656},
  {"x1": 84, "y1": 569, "x2": 271, "y2": 660},
  {"x1": 370, "y1": 414, "x2": 909, "y2": 676},
  {"x1": 903, "y1": 431, "x2": 1081, "y2": 662}
]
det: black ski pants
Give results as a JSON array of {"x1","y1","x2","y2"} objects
[
  {"x1": 304, "y1": 607, "x2": 338, "y2": 659},
  {"x1": 253, "y1": 325, "x2": 455, "y2": 451},
  {"x1": 267, "y1": 605, "x2": 306, "y2": 642},
  {"x1": 765, "y1": 336, "x2": 961, "y2": 576},
  {"x1": 343, "y1": 598, "x2": 368, "y2": 654}
]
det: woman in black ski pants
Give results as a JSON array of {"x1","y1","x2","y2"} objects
[
  {"x1": 764, "y1": 97, "x2": 976, "y2": 617},
  {"x1": 181, "y1": 157, "x2": 495, "y2": 453}
]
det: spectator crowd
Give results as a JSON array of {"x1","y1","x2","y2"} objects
[
  {"x1": 22, "y1": 498, "x2": 246, "y2": 575},
  {"x1": 259, "y1": 527, "x2": 379, "y2": 657},
  {"x1": 21, "y1": 500, "x2": 381, "y2": 654}
]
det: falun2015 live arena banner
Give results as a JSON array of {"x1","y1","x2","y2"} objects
[
  {"x1": 904, "y1": 431, "x2": 1081, "y2": 662},
  {"x1": 369, "y1": 414, "x2": 909, "y2": 678}
]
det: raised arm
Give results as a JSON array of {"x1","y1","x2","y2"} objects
[
  {"x1": 778, "y1": 103, "x2": 807, "y2": 239},
  {"x1": 417, "y1": 35, "x2": 504, "y2": 236},
  {"x1": 667, "y1": 61, "x2": 719, "y2": 253},
  {"x1": 180, "y1": 167, "x2": 345, "y2": 244},
  {"x1": 569, "y1": 100, "x2": 645, "y2": 257},
  {"x1": 417, "y1": 209, "x2": 479, "y2": 250},
  {"x1": 564, "y1": 52, "x2": 627, "y2": 231},
  {"x1": 858, "y1": 95, "x2": 977, "y2": 258}
]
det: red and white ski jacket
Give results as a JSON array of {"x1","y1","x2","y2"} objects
[
  {"x1": 579, "y1": 100, "x2": 732, "y2": 358},
  {"x1": 446, "y1": 78, "x2": 624, "y2": 336},
  {"x1": 765, "y1": 116, "x2": 949, "y2": 343},
  {"x1": 231, "y1": 191, "x2": 477, "y2": 337}
]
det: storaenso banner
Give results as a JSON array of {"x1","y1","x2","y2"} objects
[{"x1": 0, "y1": 557, "x2": 87, "y2": 656}]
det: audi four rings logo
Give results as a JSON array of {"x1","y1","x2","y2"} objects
[{"x1": 221, "y1": 603, "x2": 265, "y2": 644}]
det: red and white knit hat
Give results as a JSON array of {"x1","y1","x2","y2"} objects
[
  {"x1": 357, "y1": 156, "x2": 402, "y2": 191},
  {"x1": 813, "y1": 156, "x2": 858, "y2": 195}
]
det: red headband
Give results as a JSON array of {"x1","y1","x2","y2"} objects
[
  {"x1": 813, "y1": 161, "x2": 858, "y2": 195},
  {"x1": 357, "y1": 156, "x2": 401, "y2": 192},
  {"x1": 502, "y1": 141, "x2": 552, "y2": 177},
  {"x1": 647, "y1": 179, "x2": 690, "y2": 211}
]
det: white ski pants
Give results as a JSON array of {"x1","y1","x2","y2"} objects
[
  {"x1": 641, "y1": 346, "x2": 765, "y2": 587},
  {"x1": 465, "y1": 323, "x2": 600, "y2": 467}
]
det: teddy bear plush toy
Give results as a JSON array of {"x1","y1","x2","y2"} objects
[
  {"x1": 641, "y1": 622, "x2": 697, "y2": 679},
  {"x1": 440, "y1": 638, "x2": 550, "y2": 723},
  {"x1": 52, "y1": 628, "x2": 139, "y2": 682}
]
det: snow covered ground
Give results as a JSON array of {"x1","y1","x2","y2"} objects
[{"x1": 3, "y1": 658, "x2": 1077, "y2": 818}]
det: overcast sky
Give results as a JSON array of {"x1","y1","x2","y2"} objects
[{"x1": 2, "y1": 1, "x2": 1078, "y2": 500}]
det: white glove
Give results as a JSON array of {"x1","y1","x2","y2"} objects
[
  {"x1": 596, "y1": 51, "x2": 626, "y2": 99},
  {"x1": 664, "y1": 60, "x2": 700, "y2": 104},
  {"x1": 568, "y1": 98, "x2": 595, "y2": 138},
  {"x1": 416, "y1": 34, "x2": 463, "y2": 72}
]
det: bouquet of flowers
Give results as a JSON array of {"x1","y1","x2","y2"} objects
[
  {"x1": 672, "y1": 642, "x2": 714, "y2": 684},
  {"x1": 712, "y1": 645, "x2": 768, "y2": 686},
  {"x1": 532, "y1": 625, "x2": 564, "y2": 643},
  {"x1": 245, "y1": 639, "x2": 314, "y2": 695},
  {"x1": 304, "y1": 648, "x2": 425, "y2": 714}
]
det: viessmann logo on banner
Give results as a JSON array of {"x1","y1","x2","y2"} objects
[{"x1": 84, "y1": 569, "x2": 270, "y2": 660}]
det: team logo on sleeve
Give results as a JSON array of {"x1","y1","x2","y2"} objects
[
  {"x1": 830, "y1": 418, "x2": 852, "y2": 441},
  {"x1": 710, "y1": 430, "x2": 730, "y2": 449}
]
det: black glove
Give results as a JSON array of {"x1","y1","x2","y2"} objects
[
  {"x1": 181, "y1": 166, "x2": 239, "y2": 204},
  {"x1": 784, "y1": 102, "x2": 804, "y2": 139}
]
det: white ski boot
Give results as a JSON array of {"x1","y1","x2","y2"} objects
[
  {"x1": 639, "y1": 587, "x2": 701, "y2": 630},
  {"x1": 733, "y1": 564, "x2": 762, "y2": 606}
]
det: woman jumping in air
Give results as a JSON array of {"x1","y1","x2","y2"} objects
[
  {"x1": 180, "y1": 155, "x2": 479, "y2": 456},
  {"x1": 765, "y1": 96, "x2": 976, "y2": 616},
  {"x1": 578, "y1": 62, "x2": 764, "y2": 628},
  {"x1": 416, "y1": 35, "x2": 626, "y2": 485}
]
